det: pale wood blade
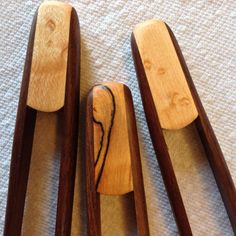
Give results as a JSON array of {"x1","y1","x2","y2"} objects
[
  {"x1": 133, "y1": 20, "x2": 198, "y2": 130},
  {"x1": 91, "y1": 82, "x2": 134, "y2": 195},
  {"x1": 27, "y1": 1, "x2": 72, "y2": 112}
]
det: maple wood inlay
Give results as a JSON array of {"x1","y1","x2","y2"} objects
[
  {"x1": 27, "y1": 1, "x2": 72, "y2": 112},
  {"x1": 133, "y1": 20, "x2": 198, "y2": 130}
]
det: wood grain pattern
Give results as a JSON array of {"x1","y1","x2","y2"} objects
[
  {"x1": 132, "y1": 19, "x2": 236, "y2": 235},
  {"x1": 4, "y1": 3, "x2": 80, "y2": 236},
  {"x1": 27, "y1": 1, "x2": 72, "y2": 112},
  {"x1": 133, "y1": 20, "x2": 198, "y2": 130},
  {"x1": 92, "y1": 83, "x2": 133, "y2": 195},
  {"x1": 86, "y1": 82, "x2": 149, "y2": 235}
]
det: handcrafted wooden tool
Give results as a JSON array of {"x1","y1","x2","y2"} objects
[
  {"x1": 4, "y1": 2, "x2": 80, "y2": 235},
  {"x1": 86, "y1": 82, "x2": 149, "y2": 236},
  {"x1": 131, "y1": 20, "x2": 236, "y2": 235}
]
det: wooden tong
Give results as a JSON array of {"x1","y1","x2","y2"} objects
[
  {"x1": 86, "y1": 82, "x2": 150, "y2": 236},
  {"x1": 4, "y1": 2, "x2": 80, "y2": 235},
  {"x1": 131, "y1": 20, "x2": 236, "y2": 235}
]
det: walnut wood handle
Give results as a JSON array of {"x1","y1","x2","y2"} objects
[
  {"x1": 86, "y1": 90, "x2": 101, "y2": 236},
  {"x1": 131, "y1": 21, "x2": 192, "y2": 236},
  {"x1": 4, "y1": 2, "x2": 80, "y2": 236},
  {"x1": 4, "y1": 12, "x2": 38, "y2": 236},
  {"x1": 86, "y1": 82, "x2": 149, "y2": 236},
  {"x1": 55, "y1": 6, "x2": 80, "y2": 236},
  {"x1": 132, "y1": 19, "x2": 236, "y2": 235},
  {"x1": 166, "y1": 24, "x2": 236, "y2": 233},
  {"x1": 131, "y1": 37, "x2": 192, "y2": 236}
]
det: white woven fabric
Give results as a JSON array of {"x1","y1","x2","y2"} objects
[{"x1": 0, "y1": 0, "x2": 235, "y2": 235}]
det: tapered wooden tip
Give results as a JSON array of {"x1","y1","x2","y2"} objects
[
  {"x1": 27, "y1": 1, "x2": 73, "y2": 112},
  {"x1": 88, "y1": 82, "x2": 135, "y2": 195},
  {"x1": 132, "y1": 20, "x2": 198, "y2": 130}
]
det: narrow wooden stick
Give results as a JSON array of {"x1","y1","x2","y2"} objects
[
  {"x1": 124, "y1": 86, "x2": 150, "y2": 235},
  {"x1": 4, "y1": 12, "x2": 38, "y2": 236},
  {"x1": 5, "y1": 2, "x2": 80, "y2": 235},
  {"x1": 86, "y1": 91, "x2": 101, "y2": 236},
  {"x1": 166, "y1": 24, "x2": 236, "y2": 234},
  {"x1": 55, "y1": 8, "x2": 80, "y2": 236},
  {"x1": 132, "y1": 19, "x2": 236, "y2": 235},
  {"x1": 131, "y1": 34, "x2": 192, "y2": 235}
]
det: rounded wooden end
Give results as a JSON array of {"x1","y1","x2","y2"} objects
[
  {"x1": 133, "y1": 20, "x2": 198, "y2": 130},
  {"x1": 91, "y1": 82, "x2": 134, "y2": 195},
  {"x1": 27, "y1": 1, "x2": 72, "y2": 112}
]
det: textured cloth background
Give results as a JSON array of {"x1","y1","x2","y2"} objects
[{"x1": 0, "y1": 0, "x2": 235, "y2": 235}]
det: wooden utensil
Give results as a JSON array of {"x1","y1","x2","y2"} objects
[
  {"x1": 131, "y1": 20, "x2": 236, "y2": 235},
  {"x1": 86, "y1": 82, "x2": 150, "y2": 236},
  {"x1": 4, "y1": 2, "x2": 80, "y2": 235}
]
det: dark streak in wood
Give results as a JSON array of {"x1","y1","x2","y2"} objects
[
  {"x1": 93, "y1": 118, "x2": 105, "y2": 165},
  {"x1": 92, "y1": 85, "x2": 116, "y2": 190}
]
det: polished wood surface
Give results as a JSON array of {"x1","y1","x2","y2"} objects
[
  {"x1": 4, "y1": 11, "x2": 38, "y2": 236},
  {"x1": 4, "y1": 2, "x2": 80, "y2": 236},
  {"x1": 132, "y1": 20, "x2": 192, "y2": 236},
  {"x1": 27, "y1": 2, "x2": 72, "y2": 112},
  {"x1": 92, "y1": 83, "x2": 133, "y2": 195},
  {"x1": 86, "y1": 90, "x2": 101, "y2": 236},
  {"x1": 86, "y1": 82, "x2": 149, "y2": 235},
  {"x1": 55, "y1": 6, "x2": 80, "y2": 236},
  {"x1": 133, "y1": 20, "x2": 198, "y2": 130},
  {"x1": 132, "y1": 19, "x2": 236, "y2": 235},
  {"x1": 166, "y1": 23, "x2": 236, "y2": 234}
]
